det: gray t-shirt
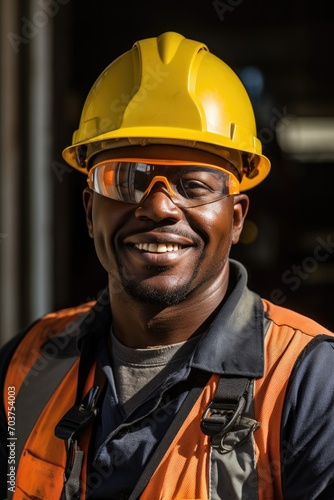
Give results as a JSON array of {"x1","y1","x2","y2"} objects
[{"x1": 110, "y1": 330, "x2": 201, "y2": 417}]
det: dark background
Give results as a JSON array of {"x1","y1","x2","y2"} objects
[{"x1": 8, "y1": 0, "x2": 334, "y2": 333}]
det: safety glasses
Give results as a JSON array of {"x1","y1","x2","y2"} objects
[{"x1": 87, "y1": 158, "x2": 240, "y2": 208}]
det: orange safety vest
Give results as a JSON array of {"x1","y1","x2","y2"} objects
[{"x1": 4, "y1": 298, "x2": 334, "y2": 499}]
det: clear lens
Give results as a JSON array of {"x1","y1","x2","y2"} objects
[{"x1": 88, "y1": 159, "x2": 239, "y2": 207}]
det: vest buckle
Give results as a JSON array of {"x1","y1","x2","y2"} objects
[
  {"x1": 200, "y1": 394, "x2": 246, "y2": 437},
  {"x1": 55, "y1": 386, "x2": 100, "y2": 441}
]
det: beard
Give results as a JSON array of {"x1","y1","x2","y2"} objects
[
  {"x1": 123, "y1": 277, "x2": 190, "y2": 306},
  {"x1": 119, "y1": 262, "x2": 203, "y2": 307}
]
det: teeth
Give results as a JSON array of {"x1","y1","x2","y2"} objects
[{"x1": 135, "y1": 243, "x2": 182, "y2": 253}]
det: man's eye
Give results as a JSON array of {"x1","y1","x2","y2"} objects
[
  {"x1": 180, "y1": 180, "x2": 215, "y2": 198},
  {"x1": 183, "y1": 180, "x2": 212, "y2": 189}
]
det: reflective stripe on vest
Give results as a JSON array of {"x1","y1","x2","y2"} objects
[
  {"x1": 4, "y1": 299, "x2": 333, "y2": 499},
  {"x1": 8, "y1": 354, "x2": 78, "y2": 500}
]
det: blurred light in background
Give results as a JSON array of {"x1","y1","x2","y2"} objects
[
  {"x1": 277, "y1": 117, "x2": 334, "y2": 162},
  {"x1": 238, "y1": 66, "x2": 265, "y2": 101},
  {"x1": 240, "y1": 220, "x2": 259, "y2": 245}
]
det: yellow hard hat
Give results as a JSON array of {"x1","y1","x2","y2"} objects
[{"x1": 62, "y1": 31, "x2": 270, "y2": 190}]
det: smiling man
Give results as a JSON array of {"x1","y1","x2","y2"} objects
[
  {"x1": 1, "y1": 31, "x2": 334, "y2": 500},
  {"x1": 83, "y1": 144, "x2": 248, "y2": 349}
]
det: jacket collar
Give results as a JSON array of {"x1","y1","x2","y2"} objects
[
  {"x1": 41, "y1": 288, "x2": 111, "y2": 357},
  {"x1": 190, "y1": 260, "x2": 264, "y2": 377}
]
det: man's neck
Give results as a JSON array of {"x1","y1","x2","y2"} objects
[{"x1": 109, "y1": 268, "x2": 230, "y2": 348}]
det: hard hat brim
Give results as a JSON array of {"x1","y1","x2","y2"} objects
[{"x1": 62, "y1": 126, "x2": 270, "y2": 191}]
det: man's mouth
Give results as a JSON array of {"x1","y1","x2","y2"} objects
[{"x1": 134, "y1": 243, "x2": 183, "y2": 253}]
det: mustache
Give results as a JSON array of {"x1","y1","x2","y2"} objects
[
  {"x1": 122, "y1": 225, "x2": 195, "y2": 239},
  {"x1": 119, "y1": 224, "x2": 204, "y2": 246}
]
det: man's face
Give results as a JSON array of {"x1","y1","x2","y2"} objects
[{"x1": 83, "y1": 145, "x2": 249, "y2": 306}]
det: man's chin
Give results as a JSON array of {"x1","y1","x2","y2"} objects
[{"x1": 123, "y1": 281, "x2": 190, "y2": 307}]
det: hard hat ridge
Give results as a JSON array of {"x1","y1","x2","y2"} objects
[{"x1": 155, "y1": 31, "x2": 203, "y2": 64}]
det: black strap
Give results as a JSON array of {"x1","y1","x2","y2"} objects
[
  {"x1": 75, "y1": 336, "x2": 98, "y2": 405},
  {"x1": 201, "y1": 376, "x2": 251, "y2": 437},
  {"x1": 128, "y1": 370, "x2": 212, "y2": 500}
]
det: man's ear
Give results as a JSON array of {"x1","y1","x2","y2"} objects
[
  {"x1": 232, "y1": 194, "x2": 249, "y2": 245},
  {"x1": 82, "y1": 187, "x2": 94, "y2": 238}
]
